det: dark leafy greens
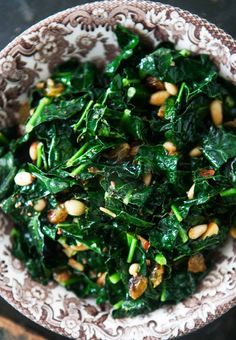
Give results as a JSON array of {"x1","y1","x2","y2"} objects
[{"x1": 0, "y1": 25, "x2": 236, "y2": 318}]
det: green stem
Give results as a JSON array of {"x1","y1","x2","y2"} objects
[
  {"x1": 113, "y1": 300, "x2": 124, "y2": 310},
  {"x1": 73, "y1": 100, "x2": 93, "y2": 131},
  {"x1": 127, "y1": 238, "x2": 138, "y2": 263},
  {"x1": 109, "y1": 272, "x2": 121, "y2": 284},
  {"x1": 36, "y1": 142, "x2": 43, "y2": 168},
  {"x1": 71, "y1": 162, "x2": 89, "y2": 176},
  {"x1": 171, "y1": 204, "x2": 183, "y2": 222},
  {"x1": 155, "y1": 253, "x2": 167, "y2": 266},
  {"x1": 179, "y1": 226, "x2": 188, "y2": 243},
  {"x1": 160, "y1": 283, "x2": 167, "y2": 302},
  {"x1": 101, "y1": 88, "x2": 112, "y2": 105},
  {"x1": 176, "y1": 82, "x2": 186, "y2": 104},
  {"x1": 66, "y1": 142, "x2": 89, "y2": 167},
  {"x1": 220, "y1": 188, "x2": 236, "y2": 197},
  {"x1": 25, "y1": 97, "x2": 50, "y2": 133},
  {"x1": 126, "y1": 233, "x2": 134, "y2": 247}
]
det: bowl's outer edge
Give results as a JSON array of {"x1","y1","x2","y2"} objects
[{"x1": 0, "y1": 1, "x2": 236, "y2": 339}]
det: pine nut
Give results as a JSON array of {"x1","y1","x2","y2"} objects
[
  {"x1": 96, "y1": 272, "x2": 107, "y2": 286},
  {"x1": 188, "y1": 224, "x2": 208, "y2": 240},
  {"x1": 229, "y1": 227, "x2": 236, "y2": 239},
  {"x1": 210, "y1": 99, "x2": 223, "y2": 126},
  {"x1": 157, "y1": 105, "x2": 165, "y2": 118},
  {"x1": 68, "y1": 258, "x2": 84, "y2": 271},
  {"x1": 187, "y1": 183, "x2": 195, "y2": 200},
  {"x1": 163, "y1": 141, "x2": 177, "y2": 155},
  {"x1": 143, "y1": 172, "x2": 152, "y2": 186},
  {"x1": 35, "y1": 81, "x2": 45, "y2": 89},
  {"x1": 64, "y1": 199, "x2": 87, "y2": 216},
  {"x1": 129, "y1": 263, "x2": 140, "y2": 276},
  {"x1": 150, "y1": 90, "x2": 170, "y2": 106},
  {"x1": 29, "y1": 142, "x2": 40, "y2": 161},
  {"x1": 189, "y1": 147, "x2": 202, "y2": 157},
  {"x1": 47, "y1": 78, "x2": 54, "y2": 87},
  {"x1": 14, "y1": 172, "x2": 34, "y2": 186},
  {"x1": 164, "y1": 82, "x2": 178, "y2": 96},
  {"x1": 188, "y1": 253, "x2": 206, "y2": 273},
  {"x1": 201, "y1": 222, "x2": 219, "y2": 240},
  {"x1": 34, "y1": 199, "x2": 47, "y2": 212}
]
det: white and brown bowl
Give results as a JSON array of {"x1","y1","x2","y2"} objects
[{"x1": 0, "y1": 1, "x2": 236, "y2": 339}]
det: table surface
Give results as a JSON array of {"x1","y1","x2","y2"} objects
[{"x1": 0, "y1": 0, "x2": 236, "y2": 339}]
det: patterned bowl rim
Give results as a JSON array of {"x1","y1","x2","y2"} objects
[{"x1": 0, "y1": 0, "x2": 236, "y2": 338}]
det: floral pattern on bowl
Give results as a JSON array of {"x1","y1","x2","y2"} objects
[{"x1": 0, "y1": 1, "x2": 236, "y2": 339}]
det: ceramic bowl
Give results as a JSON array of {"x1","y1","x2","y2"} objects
[{"x1": 0, "y1": 1, "x2": 236, "y2": 339}]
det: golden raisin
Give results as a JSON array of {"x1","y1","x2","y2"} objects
[
  {"x1": 188, "y1": 253, "x2": 206, "y2": 273},
  {"x1": 128, "y1": 275, "x2": 148, "y2": 300},
  {"x1": 150, "y1": 264, "x2": 165, "y2": 288},
  {"x1": 47, "y1": 204, "x2": 68, "y2": 224}
]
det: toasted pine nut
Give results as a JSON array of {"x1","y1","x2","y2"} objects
[
  {"x1": 47, "y1": 78, "x2": 54, "y2": 87},
  {"x1": 210, "y1": 99, "x2": 223, "y2": 126},
  {"x1": 188, "y1": 254, "x2": 206, "y2": 273},
  {"x1": 64, "y1": 199, "x2": 87, "y2": 216},
  {"x1": 68, "y1": 258, "x2": 84, "y2": 271},
  {"x1": 164, "y1": 82, "x2": 178, "y2": 96},
  {"x1": 34, "y1": 199, "x2": 47, "y2": 212},
  {"x1": 14, "y1": 172, "x2": 34, "y2": 186},
  {"x1": 150, "y1": 90, "x2": 170, "y2": 106},
  {"x1": 157, "y1": 105, "x2": 165, "y2": 118},
  {"x1": 36, "y1": 81, "x2": 45, "y2": 89},
  {"x1": 163, "y1": 141, "x2": 177, "y2": 155},
  {"x1": 129, "y1": 263, "x2": 140, "y2": 276},
  {"x1": 188, "y1": 224, "x2": 208, "y2": 240},
  {"x1": 96, "y1": 272, "x2": 107, "y2": 286},
  {"x1": 201, "y1": 222, "x2": 219, "y2": 240},
  {"x1": 29, "y1": 142, "x2": 39, "y2": 161},
  {"x1": 189, "y1": 147, "x2": 202, "y2": 157},
  {"x1": 143, "y1": 172, "x2": 152, "y2": 186},
  {"x1": 187, "y1": 183, "x2": 195, "y2": 200},
  {"x1": 229, "y1": 227, "x2": 236, "y2": 239}
]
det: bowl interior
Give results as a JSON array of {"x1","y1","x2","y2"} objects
[{"x1": 0, "y1": 1, "x2": 236, "y2": 339}]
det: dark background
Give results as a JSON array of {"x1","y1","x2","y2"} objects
[{"x1": 0, "y1": 0, "x2": 236, "y2": 339}]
